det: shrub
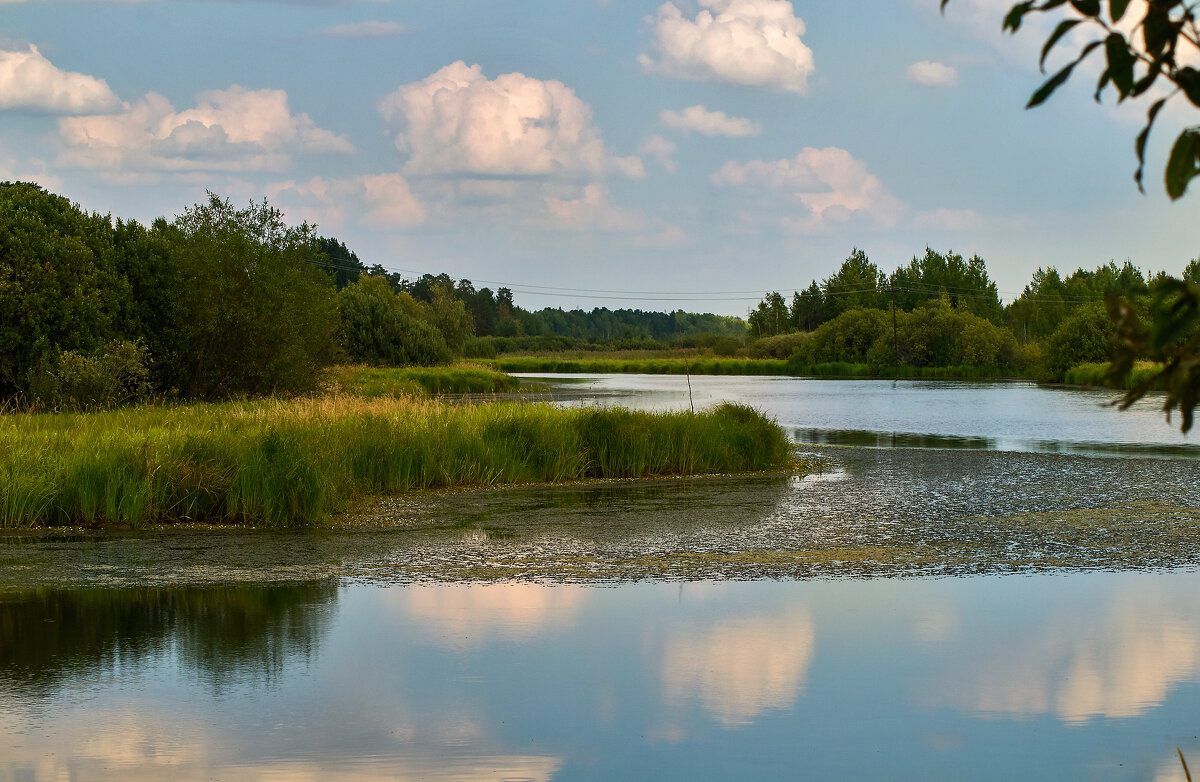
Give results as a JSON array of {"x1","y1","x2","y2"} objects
[
  {"x1": 24, "y1": 339, "x2": 151, "y2": 411},
  {"x1": 1041, "y1": 302, "x2": 1114, "y2": 381},
  {"x1": 339, "y1": 276, "x2": 452, "y2": 367}
]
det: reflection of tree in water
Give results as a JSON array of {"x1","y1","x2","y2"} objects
[{"x1": 0, "y1": 580, "x2": 338, "y2": 695}]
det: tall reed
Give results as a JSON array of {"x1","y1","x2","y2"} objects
[{"x1": 0, "y1": 397, "x2": 790, "y2": 529}]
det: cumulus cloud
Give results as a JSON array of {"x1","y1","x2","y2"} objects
[
  {"x1": 321, "y1": 20, "x2": 406, "y2": 38},
  {"x1": 0, "y1": 45, "x2": 120, "y2": 114},
  {"x1": 907, "y1": 60, "x2": 959, "y2": 87},
  {"x1": 660, "y1": 104, "x2": 761, "y2": 137},
  {"x1": 379, "y1": 61, "x2": 638, "y2": 180},
  {"x1": 267, "y1": 172, "x2": 426, "y2": 232},
  {"x1": 542, "y1": 183, "x2": 689, "y2": 246},
  {"x1": 0, "y1": 154, "x2": 62, "y2": 191},
  {"x1": 639, "y1": 0, "x2": 815, "y2": 93},
  {"x1": 639, "y1": 134, "x2": 677, "y2": 173},
  {"x1": 712, "y1": 147, "x2": 904, "y2": 231},
  {"x1": 58, "y1": 86, "x2": 353, "y2": 174}
]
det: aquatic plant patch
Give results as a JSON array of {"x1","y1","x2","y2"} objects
[{"x1": 0, "y1": 397, "x2": 791, "y2": 529}]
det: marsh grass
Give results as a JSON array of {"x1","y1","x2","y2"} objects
[
  {"x1": 491, "y1": 356, "x2": 793, "y2": 375},
  {"x1": 492, "y1": 356, "x2": 1016, "y2": 380},
  {"x1": 0, "y1": 396, "x2": 790, "y2": 529},
  {"x1": 324, "y1": 363, "x2": 523, "y2": 397},
  {"x1": 1063, "y1": 361, "x2": 1164, "y2": 389}
]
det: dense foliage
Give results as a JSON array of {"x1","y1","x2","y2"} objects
[{"x1": 742, "y1": 247, "x2": 1178, "y2": 381}]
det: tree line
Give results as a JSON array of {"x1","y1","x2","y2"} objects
[
  {"x1": 745, "y1": 247, "x2": 1200, "y2": 382},
  {"x1": 0, "y1": 183, "x2": 742, "y2": 407}
]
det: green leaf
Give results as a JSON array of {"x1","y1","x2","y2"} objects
[
  {"x1": 1165, "y1": 129, "x2": 1200, "y2": 200},
  {"x1": 1070, "y1": 0, "x2": 1101, "y2": 16},
  {"x1": 1177, "y1": 67, "x2": 1200, "y2": 108},
  {"x1": 1040, "y1": 19, "x2": 1082, "y2": 71},
  {"x1": 1103, "y1": 33, "x2": 1136, "y2": 97},
  {"x1": 1142, "y1": 6, "x2": 1176, "y2": 57},
  {"x1": 1134, "y1": 97, "x2": 1168, "y2": 192},
  {"x1": 1027, "y1": 41, "x2": 1101, "y2": 108},
  {"x1": 1109, "y1": 0, "x2": 1132, "y2": 22},
  {"x1": 1004, "y1": 2, "x2": 1036, "y2": 32}
]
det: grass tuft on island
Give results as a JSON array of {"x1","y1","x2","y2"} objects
[
  {"x1": 324, "y1": 363, "x2": 524, "y2": 397},
  {"x1": 0, "y1": 397, "x2": 791, "y2": 530}
]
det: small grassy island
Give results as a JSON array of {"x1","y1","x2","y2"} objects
[{"x1": 0, "y1": 370, "x2": 791, "y2": 530}]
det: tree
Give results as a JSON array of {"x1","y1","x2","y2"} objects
[
  {"x1": 0, "y1": 182, "x2": 130, "y2": 397},
  {"x1": 945, "y1": 0, "x2": 1200, "y2": 429},
  {"x1": 823, "y1": 248, "x2": 883, "y2": 318},
  {"x1": 790, "y1": 282, "x2": 826, "y2": 331},
  {"x1": 338, "y1": 276, "x2": 451, "y2": 367},
  {"x1": 313, "y1": 237, "x2": 367, "y2": 290},
  {"x1": 158, "y1": 194, "x2": 340, "y2": 399},
  {"x1": 748, "y1": 291, "x2": 790, "y2": 337},
  {"x1": 889, "y1": 248, "x2": 1003, "y2": 322}
]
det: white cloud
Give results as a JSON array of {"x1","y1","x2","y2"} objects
[
  {"x1": 360, "y1": 173, "x2": 426, "y2": 228},
  {"x1": 0, "y1": 155, "x2": 62, "y2": 191},
  {"x1": 660, "y1": 104, "x2": 762, "y2": 137},
  {"x1": 321, "y1": 20, "x2": 406, "y2": 38},
  {"x1": 0, "y1": 45, "x2": 120, "y2": 114},
  {"x1": 58, "y1": 86, "x2": 353, "y2": 174},
  {"x1": 639, "y1": 0, "x2": 815, "y2": 93},
  {"x1": 639, "y1": 134, "x2": 677, "y2": 173},
  {"x1": 541, "y1": 183, "x2": 688, "y2": 246},
  {"x1": 267, "y1": 172, "x2": 426, "y2": 232},
  {"x1": 906, "y1": 60, "x2": 959, "y2": 88},
  {"x1": 379, "y1": 61, "x2": 637, "y2": 180},
  {"x1": 712, "y1": 147, "x2": 904, "y2": 231}
]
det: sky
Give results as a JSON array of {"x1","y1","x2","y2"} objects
[{"x1": 1, "y1": 0, "x2": 1197, "y2": 316}]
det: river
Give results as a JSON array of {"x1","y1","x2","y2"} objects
[{"x1": 2, "y1": 377, "x2": 1198, "y2": 781}]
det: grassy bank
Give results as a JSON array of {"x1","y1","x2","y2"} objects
[
  {"x1": 490, "y1": 355, "x2": 1019, "y2": 380},
  {"x1": 489, "y1": 356, "x2": 794, "y2": 375},
  {"x1": 0, "y1": 397, "x2": 791, "y2": 529},
  {"x1": 1063, "y1": 361, "x2": 1164, "y2": 389},
  {"x1": 324, "y1": 363, "x2": 523, "y2": 397}
]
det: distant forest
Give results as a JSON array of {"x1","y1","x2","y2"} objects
[
  {"x1": 313, "y1": 237, "x2": 745, "y2": 345},
  {"x1": 743, "y1": 247, "x2": 1200, "y2": 382},
  {"x1": 5, "y1": 182, "x2": 1197, "y2": 410}
]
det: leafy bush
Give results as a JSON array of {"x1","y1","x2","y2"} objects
[
  {"x1": 24, "y1": 340, "x2": 151, "y2": 411},
  {"x1": 796, "y1": 308, "x2": 890, "y2": 364},
  {"x1": 746, "y1": 332, "x2": 807, "y2": 359},
  {"x1": 864, "y1": 300, "x2": 1016, "y2": 371},
  {"x1": 339, "y1": 276, "x2": 452, "y2": 367},
  {"x1": 1041, "y1": 302, "x2": 1114, "y2": 382}
]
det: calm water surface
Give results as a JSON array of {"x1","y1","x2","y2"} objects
[
  {"x1": 2, "y1": 376, "x2": 1199, "y2": 781},
  {"x1": 527, "y1": 374, "x2": 1199, "y2": 455}
]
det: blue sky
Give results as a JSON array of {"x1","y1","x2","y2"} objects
[{"x1": 2, "y1": 0, "x2": 1197, "y2": 315}]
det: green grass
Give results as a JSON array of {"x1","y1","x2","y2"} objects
[
  {"x1": 0, "y1": 396, "x2": 791, "y2": 529},
  {"x1": 490, "y1": 355, "x2": 1017, "y2": 380},
  {"x1": 1063, "y1": 361, "x2": 1165, "y2": 389},
  {"x1": 489, "y1": 356, "x2": 794, "y2": 375},
  {"x1": 324, "y1": 363, "x2": 523, "y2": 397}
]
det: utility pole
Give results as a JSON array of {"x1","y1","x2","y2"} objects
[{"x1": 890, "y1": 281, "x2": 898, "y2": 381}]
